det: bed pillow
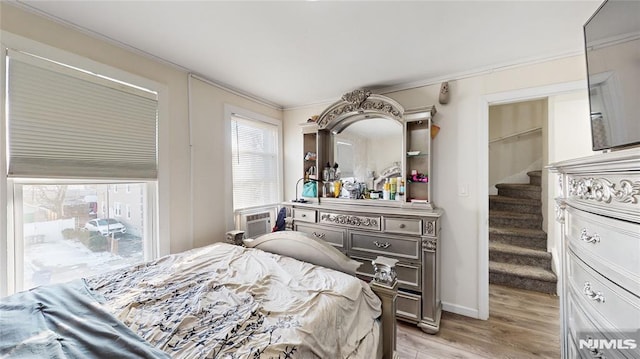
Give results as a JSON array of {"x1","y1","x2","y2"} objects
[{"x1": 244, "y1": 231, "x2": 361, "y2": 275}]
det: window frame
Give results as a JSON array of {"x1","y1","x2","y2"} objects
[
  {"x1": 225, "y1": 105, "x2": 283, "y2": 213},
  {"x1": 1, "y1": 36, "x2": 8, "y2": 297},
  {"x1": 1, "y1": 32, "x2": 170, "y2": 296}
]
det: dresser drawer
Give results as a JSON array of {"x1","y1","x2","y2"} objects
[
  {"x1": 350, "y1": 231, "x2": 420, "y2": 261},
  {"x1": 383, "y1": 217, "x2": 422, "y2": 235},
  {"x1": 567, "y1": 172, "x2": 640, "y2": 222},
  {"x1": 351, "y1": 255, "x2": 421, "y2": 291},
  {"x1": 566, "y1": 292, "x2": 631, "y2": 359},
  {"x1": 292, "y1": 208, "x2": 316, "y2": 223},
  {"x1": 295, "y1": 223, "x2": 345, "y2": 249},
  {"x1": 319, "y1": 212, "x2": 381, "y2": 231},
  {"x1": 567, "y1": 207, "x2": 640, "y2": 297},
  {"x1": 567, "y1": 251, "x2": 640, "y2": 332},
  {"x1": 397, "y1": 291, "x2": 421, "y2": 322}
]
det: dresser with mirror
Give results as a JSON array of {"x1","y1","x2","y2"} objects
[{"x1": 288, "y1": 90, "x2": 443, "y2": 333}]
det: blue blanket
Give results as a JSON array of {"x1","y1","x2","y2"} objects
[{"x1": 0, "y1": 280, "x2": 170, "y2": 359}]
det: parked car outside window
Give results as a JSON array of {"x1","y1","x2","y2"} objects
[{"x1": 84, "y1": 218, "x2": 127, "y2": 236}]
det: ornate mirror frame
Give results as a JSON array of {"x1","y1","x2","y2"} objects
[
  {"x1": 315, "y1": 89, "x2": 436, "y2": 208},
  {"x1": 317, "y1": 89, "x2": 405, "y2": 134}
]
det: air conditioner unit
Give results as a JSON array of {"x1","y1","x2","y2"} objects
[{"x1": 235, "y1": 207, "x2": 275, "y2": 239}]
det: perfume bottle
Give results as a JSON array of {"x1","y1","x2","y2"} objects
[{"x1": 323, "y1": 162, "x2": 331, "y2": 182}]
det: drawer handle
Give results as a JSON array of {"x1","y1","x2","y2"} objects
[
  {"x1": 399, "y1": 224, "x2": 406, "y2": 229},
  {"x1": 580, "y1": 228, "x2": 600, "y2": 244},
  {"x1": 301, "y1": 214, "x2": 307, "y2": 218},
  {"x1": 374, "y1": 241, "x2": 391, "y2": 249},
  {"x1": 312, "y1": 231, "x2": 325, "y2": 239},
  {"x1": 583, "y1": 282, "x2": 605, "y2": 303}
]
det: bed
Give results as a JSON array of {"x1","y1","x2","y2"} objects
[{"x1": 0, "y1": 231, "x2": 399, "y2": 359}]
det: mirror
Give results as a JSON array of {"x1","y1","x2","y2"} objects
[
  {"x1": 313, "y1": 89, "x2": 435, "y2": 205},
  {"x1": 332, "y1": 118, "x2": 403, "y2": 191},
  {"x1": 315, "y1": 89, "x2": 412, "y2": 202}
]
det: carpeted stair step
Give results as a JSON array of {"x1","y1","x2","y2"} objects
[
  {"x1": 495, "y1": 183, "x2": 541, "y2": 200},
  {"x1": 489, "y1": 210, "x2": 542, "y2": 229},
  {"x1": 489, "y1": 227, "x2": 547, "y2": 250},
  {"x1": 489, "y1": 195, "x2": 541, "y2": 214},
  {"x1": 489, "y1": 242, "x2": 552, "y2": 270},
  {"x1": 527, "y1": 170, "x2": 542, "y2": 186},
  {"x1": 489, "y1": 261, "x2": 557, "y2": 294}
]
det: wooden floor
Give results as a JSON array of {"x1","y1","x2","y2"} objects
[{"x1": 397, "y1": 285, "x2": 560, "y2": 359}]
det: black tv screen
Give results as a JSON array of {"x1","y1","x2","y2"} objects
[{"x1": 584, "y1": 0, "x2": 640, "y2": 151}]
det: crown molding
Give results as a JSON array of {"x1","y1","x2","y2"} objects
[
  {"x1": 375, "y1": 49, "x2": 584, "y2": 96},
  {"x1": 10, "y1": 0, "x2": 585, "y2": 112},
  {"x1": 283, "y1": 49, "x2": 584, "y2": 110}
]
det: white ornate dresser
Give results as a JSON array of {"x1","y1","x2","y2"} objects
[{"x1": 551, "y1": 149, "x2": 640, "y2": 359}]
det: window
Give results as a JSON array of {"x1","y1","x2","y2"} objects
[
  {"x1": 16, "y1": 183, "x2": 150, "y2": 290},
  {"x1": 3, "y1": 48, "x2": 161, "y2": 295},
  {"x1": 230, "y1": 111, "x2": 281, "y2": 210},
  {"x1": 335, "y1": 140, "x2": 355, "y2": 178}
]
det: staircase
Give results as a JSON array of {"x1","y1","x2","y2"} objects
[{"x1": 489, "y1": 170, "x2": 557, "y2": 294}]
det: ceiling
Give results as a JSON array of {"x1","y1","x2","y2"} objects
[{"x1": 16, "y1": 1, "x2": 602, "y2": 109}]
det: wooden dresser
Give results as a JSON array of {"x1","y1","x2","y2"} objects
[
  {"x1": 286, "y1": 201, "x2": 443, "y2": 333},
  {"x1": 551, "y1": 149, "x2": 640, "y2": 359}
]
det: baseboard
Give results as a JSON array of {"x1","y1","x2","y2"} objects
[{"x1": 442, "y1": 301, "x2": 480, "y2": 319}]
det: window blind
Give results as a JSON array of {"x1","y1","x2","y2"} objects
[
  {"x1": 231, "y1": 115, "x2": 279, "y2": 210},
  {"x1": 6, "y1": 50, "x2": 158, "y2": 179}
]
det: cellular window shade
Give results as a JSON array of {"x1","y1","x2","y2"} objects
[
  {"x1": 231, "y1": 115, "x2": 279, "y2": 210},
  {"x1": 7, "y1": 50, "x2": 158, "y2": 179}
]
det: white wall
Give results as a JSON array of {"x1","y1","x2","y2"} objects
[
  {"x1": 285, "y1": 56, "x2": 592, "y2": 318},
  {"x1": 545, "y1": 90, "x2": 594, "y2": 282},
  {"x1": 188, "y1": 77, "x2": 282, "y2": 248},
  {"x1": 488, "y1": 100, "x2": 546, "y2": 194},
  {"x1": 548, "y1": 92, "x2": 594, "y2": 163}
]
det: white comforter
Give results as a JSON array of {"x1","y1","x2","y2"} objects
[{"x1": 86, "y1": 242, "x2": 382, "y2": 358}]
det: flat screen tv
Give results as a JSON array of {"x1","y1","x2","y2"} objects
[{"x1": 584, "y1": 0, "x2": 640, "y2": 151}]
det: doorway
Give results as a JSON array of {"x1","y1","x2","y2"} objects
[
  {"x1": 488, "y1": 99, "x2": 556, "y2": 294},
  {"x1": 477, "y1": 81, "x2": 590, "y2": 319}
]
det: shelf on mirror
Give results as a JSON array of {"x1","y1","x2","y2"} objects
[{"x1": 406, "y1": 153, "x2": 429, "y2": 158}]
